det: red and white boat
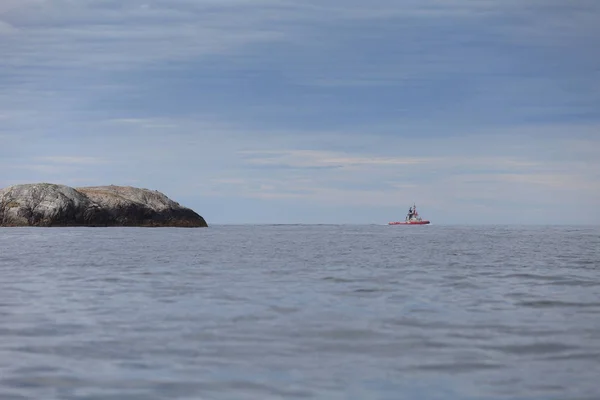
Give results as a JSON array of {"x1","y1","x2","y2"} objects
[{"x1": 389, "y1": 203, "x2": 430, "y2": 225}]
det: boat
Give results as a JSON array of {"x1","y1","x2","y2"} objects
[{"x1": 388, "y1": 203, "x2": 430, "y2": 225}]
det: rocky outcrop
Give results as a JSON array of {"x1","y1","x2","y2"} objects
[
  {"x1": 76, "y1": 185, "x2": 207, "y2": 227},
  {"x1": 0, "y1": 183, "x2": 208, "y2": 227}
]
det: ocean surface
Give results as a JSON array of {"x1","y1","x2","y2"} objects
[{"x1": 1, "y1": 225, "x2": 599, "y2": 400}]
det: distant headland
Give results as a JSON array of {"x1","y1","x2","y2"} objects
[{"x1": 0, "y1": 183, "x2": 208, "y2": 227}]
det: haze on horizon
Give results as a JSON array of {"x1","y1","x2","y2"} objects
[{"x1": 1, "y1": 0, "x2": 599, "y2": 225}]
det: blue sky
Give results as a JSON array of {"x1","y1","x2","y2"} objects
[{"x1": 1, "y1": 0, "x2": 599, "y2": 224}]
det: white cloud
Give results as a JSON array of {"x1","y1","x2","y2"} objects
[
  {"x1": 2, "y1": 0, "x2": 595, "y2": 71},
  {"x1": 0, "y1": 19, "x2": 17, "y2": 35},
  {"x1": 12, "y1": 164, "x2": 68, "y2": 174},
  {"x1": 35, "y1": 156, "x2": 107, "y2": 165},
  {"x1": 238, "y1": 149, "x2": 545, "y2": 172},
  {"x1": 239, "y1": 150, "x2": 432, "y2": 168},
  {"x1": 447, "y1": 172, "x2": 598, "y2": 192},
  {"x1": 1, "y1": 0, "x2": 292, "y2": 69}
]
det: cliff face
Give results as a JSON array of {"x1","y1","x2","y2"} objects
[{"x1": 0, "y1": 183, "x2": 207, "y2": 227}]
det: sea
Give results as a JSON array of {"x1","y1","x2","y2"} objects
[{"x1": 0, "y1": 225, "x2": 599, "y2": 400}]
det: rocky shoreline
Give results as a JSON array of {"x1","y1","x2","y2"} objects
[{"x1": 0, "y1": 183, "x2": 208, "y2": 227}]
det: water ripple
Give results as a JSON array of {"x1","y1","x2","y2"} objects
[{"x1": 1, "y1": 225, "x2": 599, "y2": 399}]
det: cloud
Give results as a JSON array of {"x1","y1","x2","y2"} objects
[
  {"x1": 16, "y1": 164, "x2": 68, "y2": 174},
  {"x1": 186, "y1": 127, "x2": 600, "y2": 212},
  {"x1": 2, "y1": 0, "x2": 597, "y2": 72},
  {"x1": 0, "y1": 19, "x2": 17, "y2": 35},
  {"x1": 2, "y1": 0, "x2": 598, "y2": 130},
  {"x1": 447, "y1": 173, "x2": 598, "y2": 192},
  {"x1": 238, "y1": 149, "x2": 545, "y2": 172},
  {"x1": 106, "y1": 118, "x2": 181, "y2": 129},
  {"x1": 1, "y1": 0, "x2": 291, "y2": 69},
  {"x1": 35, "y1": 156, "x2": 107, "y2": 165},
  {"x1": 240, "y1": 150, "x2": 432, "y2": 169}
]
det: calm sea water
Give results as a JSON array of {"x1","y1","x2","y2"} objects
[{"x1": 1, "y1": 225, "x2": 599, "y2": 400}]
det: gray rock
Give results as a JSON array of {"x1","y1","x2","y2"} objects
[
  {"x1": 0, "y1": 183, "x2": 208, "y2": 227},
  {"x1": 77, "y1": 185, "x2": 207, "y2": 227}
]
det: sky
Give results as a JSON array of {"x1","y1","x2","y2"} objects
[{"x1": 1, "y1": 0, "x2": 599, "y2": 224}]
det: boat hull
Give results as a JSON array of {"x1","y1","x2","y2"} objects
[{"x1": 388, "y1": 221, "x2": 430, "y2": 225}]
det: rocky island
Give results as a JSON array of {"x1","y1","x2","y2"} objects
[{"x1": 0, "y1": 183, "x2": 208, "y2": 227}]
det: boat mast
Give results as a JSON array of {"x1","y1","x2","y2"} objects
[{"x1": 413, "y1": 203, "x2": 421, "y2": 221}]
